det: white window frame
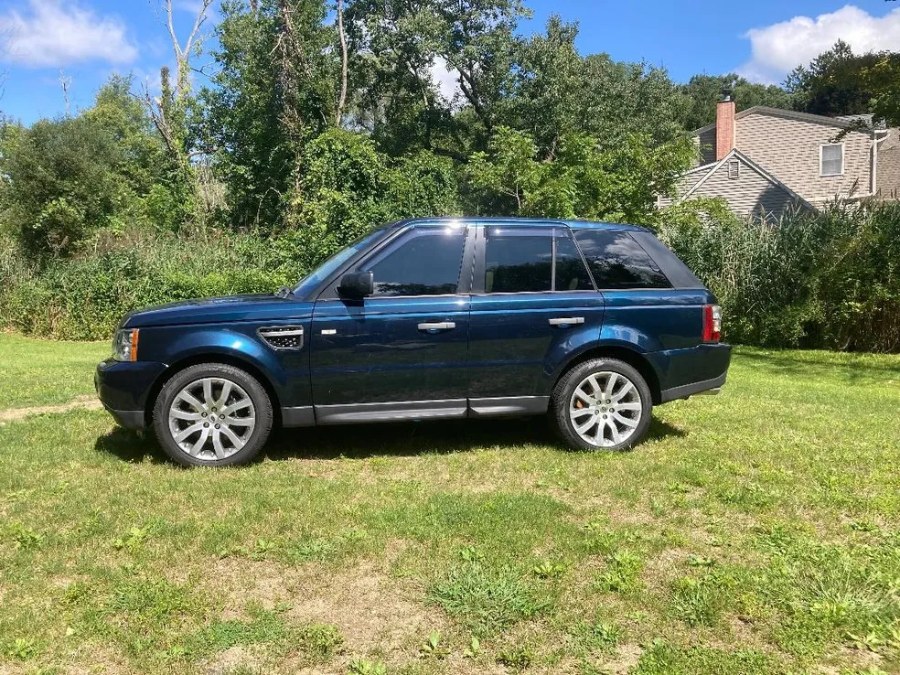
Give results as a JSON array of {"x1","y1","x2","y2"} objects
[
  {"x1": 820, "y1": 143, "x2": 844, "y2": 177},
  {"x1": 727, "y1": 160, "x2": 740, "y2": 180}
]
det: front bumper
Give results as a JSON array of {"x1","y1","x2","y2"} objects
[{"x1": 95, "y1": 359, "x2": 169, "y2": 429}]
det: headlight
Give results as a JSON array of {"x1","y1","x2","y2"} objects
[{"x1": 112, "y1": 328, "x2": 140, "y2": 362}]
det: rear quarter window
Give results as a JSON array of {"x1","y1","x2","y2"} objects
[{"x1": 573, "y1": 230, "x2": 671, "y2": 289}]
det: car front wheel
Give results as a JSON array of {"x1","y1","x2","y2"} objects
[
  {"x1": 551, "y1": 358, "x2": 652, "y2": 451},
  {"x1": 152, "y1": 363, "x2": 273, "y2": 467}
]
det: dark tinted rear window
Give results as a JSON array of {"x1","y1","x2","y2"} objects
[{"x1": 573, "y1": 230, "x2": 671, "y2": 289}]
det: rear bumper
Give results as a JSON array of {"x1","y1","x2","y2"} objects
[
  {"x1": 95, "y1": 359, "x2": 168, "y2": 429},
  {"x1": 660, "y1": 372, "x2": 727, "y2": 403},
  {"x1": 650, "y1": 343, "x2": 732, "y2": 403}
]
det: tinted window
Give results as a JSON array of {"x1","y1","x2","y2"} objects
[
  {"x1": 365, "y1": 228, "x2": 467, "y2": 296},
  {"x1": 574, "y1": 230, "x2": 671, "y2": 289},
  {"x1": 485, "y1": 232, "x2": 552, "y2": 293},
  {"x1": 556, "y1": 235, "x2": 594, "y2": 291}
]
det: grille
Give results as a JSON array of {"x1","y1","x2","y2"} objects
[{"x1": 258, "y1": 326, "x2": 304, "y2": 350}]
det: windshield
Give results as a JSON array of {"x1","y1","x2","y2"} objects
[{"x1": 292, "y1": 227, "x2": 391, "y2": 297}]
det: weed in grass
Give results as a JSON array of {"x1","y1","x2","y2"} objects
[
  {"x1": 573, "y1": 620, "x2": 621, "y2": 653},
  {"x1": 671, "y1": 575, "x2": 725, "y2": 627},
  {"x1": 419, "y1": 630, "x2": 448, "y2": 658},
  {"x1": 497, "y1": 645, "x2": 533, "y2": 671},
  {"x1": 633, "y1": 641, "x2": 775, "y2": 674},
  {"x1": 112, "y1": 526, "x2": 151, "y2": 552},
  {"x1": 464, "y1": 636, "x2": 480, "y2": 658},
  {"x1": 348, "y1": 658, "x2": 387, "y2": 674},
  {"x1": 3, "y1": 637, "x2": 37, "y2": 660},
  {"x1": 595, "y1": 550, "x2": 644, "y2": 594},
  {"x1": 7, "y1": 523, "x2": 44, "y2": 550},
  {"x1": 429, "y1": 561, "x2": 550, "y2": 636},
  {"x1": 532, "y1": 560, "x2": 566, "y2": 580}
]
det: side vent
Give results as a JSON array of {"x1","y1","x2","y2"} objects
[{"x1": 258, "y1": 326, "x2": 304, "y2": 350}]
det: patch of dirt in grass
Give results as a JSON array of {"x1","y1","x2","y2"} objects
[
  {"x1": 202, "y1": 645, "x2": 259, "y2": 675},
  {"x1": 206, "y1": 556, "x2": 445, "y2": 660},
  {"x1": 597, "y1": 642, "x2": 643, "y2": 674},
  {"x1": 286, "y1": 562, "x2": 446, "y2": 656},
  {"x1": 0, "y1": 395, "x2": 102, "y2": 423}
]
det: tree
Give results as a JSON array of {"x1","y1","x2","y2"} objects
[
  {"x1": 786, "y1": 40, "x2": 881, "y2": 117},
  {"x1": 679, "y1": 74, "x2": 793, "y2": 130},
  {"x1": 0, "y1": 79, "x2": 174, "y2": 255},
  {"x1": 201, "y1": 0, "x2": 337, "y2": 229},
  {"x1": 466, "y1": 126, "x2": 694, "y2": 223}
]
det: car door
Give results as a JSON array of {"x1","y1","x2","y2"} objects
[
  {"x1": 309, "y1": 222, "x2": 474, "y2": 423},
  {"x1": 467, "y1": 224, "x2": 605, "y2": 414}
]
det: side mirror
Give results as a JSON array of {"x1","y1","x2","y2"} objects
[{"x1": 338, "y1": 270, "x2": 374, "y2": 299}]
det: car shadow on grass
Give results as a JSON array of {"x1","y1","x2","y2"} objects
[{"x1": 94, "y1": 416, "x2": 685, "y2": 465}]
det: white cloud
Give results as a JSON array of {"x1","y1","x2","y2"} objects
[
  {"x1": 431, "y1": 57, "x2": 461, "y2": 103},
  {"x1": 738, "y1": 5, "x2": 900, "y2": 84},
  {"x1": 0, "y1": 0, "x2": 138, "y2": 68}
]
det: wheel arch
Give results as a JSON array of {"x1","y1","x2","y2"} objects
[
  {"x1": 554, "y1": 344, "x2": 662, "y2": 405},
  {"x1": 143, "y1": 353, "x2": 283, "y2": 427}
]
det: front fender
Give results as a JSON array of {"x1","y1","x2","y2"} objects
[{"x1": 137, "y1": 324, "x2": 309, "y2": 409}]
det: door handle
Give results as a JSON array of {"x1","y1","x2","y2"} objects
[
  {"x1": 549, "y1": 317, "x2": 585, "y2": 327},
  {"x1": 418, "y1": 322, "x2": 456, "y2": 332}
]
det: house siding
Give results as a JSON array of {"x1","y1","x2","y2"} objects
[
  {"x1": 682, "y1": 158, "x2": 800, "y2": 219},
  {"x1": 877, "y1": 129, "x2": 900, "y2": 201},
  {"x1": 658, "y1": 166, "x2": 714, "y2": 208},
  {"x1": 735, "y1": 113, "x2": 872, "y2": 204}
]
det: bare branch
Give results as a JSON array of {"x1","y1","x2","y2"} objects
[{"x1": 335, "y1": 0, "x2": 349, "y2": 126}]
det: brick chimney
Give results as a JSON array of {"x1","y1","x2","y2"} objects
[{"x1": 716, "y1": 97, "x2": 736, "y2": 160}]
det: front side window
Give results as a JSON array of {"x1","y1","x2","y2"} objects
[
  {"x1": 574, "y1": 230, "x2": 671, "y2": 289},
  {"x1": 821, "y1": 143, "x2": 844, "y2": 176},
  {"x1": 364, "y1": 227, "x2": 467, "y2": 296}
]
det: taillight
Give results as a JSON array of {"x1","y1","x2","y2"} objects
[{"x1": 702, "y1": 304, "x2": 721, "y2": 343}]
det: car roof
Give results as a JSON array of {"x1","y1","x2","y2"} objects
[{"x1": 395, "y1": 217, "x2": 649, "y2": 232}]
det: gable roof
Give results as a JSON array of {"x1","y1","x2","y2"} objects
[
  {"x1": 679, "y1": 149, "x2": 814, "y2": 209},
  {"x1": 692, "y1": 105, "x2": 875, "y2": 136}
]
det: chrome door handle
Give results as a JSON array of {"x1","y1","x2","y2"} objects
[
  {"x1": 549, "y1": 317, "x2": 585, "y2": 327},
  {"x1": 418, "y1": 322, "x2": 456, "y2": 332}
]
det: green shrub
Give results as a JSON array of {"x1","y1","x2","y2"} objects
[{"x1": 659, "y1": 201, "x2": 900, "y2": 352}]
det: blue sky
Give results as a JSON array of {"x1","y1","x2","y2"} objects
[{"x1": 1, "y1": 0, "x2": 898, "y2": 124}]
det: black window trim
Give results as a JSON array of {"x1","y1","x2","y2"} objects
[{"x1": 472, "y1": 224, "x2": 598, "y2": 295}]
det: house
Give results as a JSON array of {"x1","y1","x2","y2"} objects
[{"x1": 658, "y1": 99, "x2": 899, "y2": 219}]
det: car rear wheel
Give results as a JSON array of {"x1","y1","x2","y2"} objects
[
  {"x1": 153, "y1": 363, "x2": 273, "y2": 467},
  {"x1": 551, "y1": 358, "x2": 652, "y2": 451}
]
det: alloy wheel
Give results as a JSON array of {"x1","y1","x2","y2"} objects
[
  {"x1": 568, "y1": 371, "x2": 643, "y2": 448},
  {"x1": 167, "y1": 377, "x2": 256, "y2": 461}
]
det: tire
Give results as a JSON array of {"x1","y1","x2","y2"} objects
[
  {"x1": 551, "y1": 358, "x2": 652, "y2": 452},
  {"x1": 152, "y1": 363, "x2": 273, "y2": 467}
]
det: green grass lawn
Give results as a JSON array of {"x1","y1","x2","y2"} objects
[
  {"x1": 0, "y1": 334, "x2": 898, "y2": 674},
  {"x1": 0, "y1": 333, "x2": 108, "y2": 409}
]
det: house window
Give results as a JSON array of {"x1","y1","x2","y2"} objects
[
  {"x1": 727, "y1": 160, "x2": 740, "y2": 180},
  {"x1": 820, "y1": 143, "x2": 844, "y2": 176}
]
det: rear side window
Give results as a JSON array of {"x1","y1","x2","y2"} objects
[
  {"x1": 574, "y1": 230, "x2": 671, "y2": 289},
  {"x1": 365, "y1": 228, "x2": 467, "y2": 296},
  {"x1": 483, "y1": 228, "x2": 594, "y2": 293},
  {"x1": 485, "y1": 233, "x2": 552, "y2": 293}
]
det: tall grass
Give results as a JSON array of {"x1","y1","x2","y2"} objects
[
  {"x1": 2, "y1": 201, "x2": 899, "y2": 351},
  {"x1": 659, "y1": 201, "x2": 900, "y2": 352}
]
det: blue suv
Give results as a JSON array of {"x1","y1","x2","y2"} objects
[{"x1": 96, "y1": 219, "x2": 731, "y2": 466}]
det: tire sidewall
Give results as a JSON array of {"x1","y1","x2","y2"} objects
[
  {"x1": 152, "y1": 363, "x2": 273, "y2": 467},
  {"x1": 552, "y1": 358, "x2": 653, "y2": 452}
]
